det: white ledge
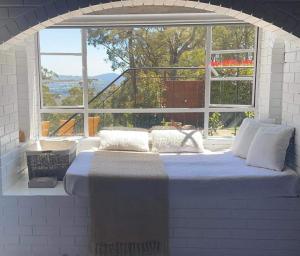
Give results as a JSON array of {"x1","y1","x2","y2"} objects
[{"x1": 3, "y1": 171, "x2": 67, "y2": 196}]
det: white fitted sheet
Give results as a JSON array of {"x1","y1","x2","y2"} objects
[{"x1": 64, "y1": 150, "x2": 300, "y2": 198}]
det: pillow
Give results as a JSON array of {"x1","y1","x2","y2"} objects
[
  {"x1": 232, "y1": 118, "x2": 275, "y2": 154},
  {"x1": 98, "y1": 130, "x2": 150, "y2": 152},
  {"x1": 232, "y1": 119, "x2": 274, "y2": 158},
  {"x1": 151, "y1": 129, "x2": 204, "y2": 153},
  {"x1": 246, "y1": 125, "x2": 294, "y2": 171},
  {"x1": 231, "y1": 118, "x2": 252, "y2": 153}
]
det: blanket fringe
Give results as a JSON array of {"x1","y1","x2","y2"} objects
[{"x1": 94, "y1": 240, "x2": 166, "y2": 256}]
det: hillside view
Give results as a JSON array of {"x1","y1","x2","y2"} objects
[
  {"x1": 47, "y1": 73, "x2": 123, "y2": 98},
  {"x1": 40, "y1": 24, "x2": 256, "y2": 136}
]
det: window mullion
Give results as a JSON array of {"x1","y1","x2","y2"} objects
[
  {"x1": 204, "y1": 25, "x2": 212, "y2": 138},
  {"x1": 81, "y1": 29, "x2": 89, "y2": 137},
  {"x1": 37, "y1": 33, "x2": 43, "y2": 138},
  {"x1": 252, "y1": 27, "x2": 259, "y2": 108}
]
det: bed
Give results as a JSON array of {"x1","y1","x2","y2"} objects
[
  {"x1": 64, "y1": 150, "x2": 300, "y2": 198},
  {"x1": 64, "y1": 149, "x2": 300, "y2": 255}
]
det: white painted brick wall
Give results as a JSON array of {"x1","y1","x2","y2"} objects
[
  {"x1": 269, "y1": 38, "x2": 285, "y2": 122},
  {"x1": 0, "y1": 49, "x2": 19, "y2": 155},
  {"x1": 281, "y1": 39, "x2": 300, "y2": 172},
  {"x1": 256, "y1": 30, "x2": 285, "y2": 123},
  {"x1": 0, "y1": 195, "x2": 299, "y2": 256},
  {"x1": 0, "y1": 14, "x2": 300, "y2": 256},
  {"x1": 15, "y1": 43, "x2": 30, "y2": 140}
]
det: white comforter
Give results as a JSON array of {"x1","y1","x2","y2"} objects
[{"x1": 64, "y1": 150, "x2": 300, "y2": 198}]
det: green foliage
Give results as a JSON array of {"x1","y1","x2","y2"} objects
[
  {"x1": 211, "y1": 81, "x2": 252, "y2": 105},
  {"x1": 87, "y1": 26, "x2": 208, "y2": 127},
  {"x1": 41, "y1": 67, "x2": 58, "y2": 80},
  {"x1": 244, "y1": 111, "x2": 255, "y2": 118},
  {"x1": 212, "y1": 25, "x2": 255, "y2": 50},
  {"x1": 41, "y1": 24, "x2": 256, "y2": 133},
  {"x1": 61, "y1": 86, "x2": 83, "y2": 106},
  {"x1": 209, "y1": 112, "x2": 224, "y2": 136},
  {"x1": 87, "y1": 26, "x2": 206, "y2": 70}
]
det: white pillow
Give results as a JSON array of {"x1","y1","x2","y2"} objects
[
  {"x1": 231, "y1": 118, "x2": 252, "y2": 153},
  {"x1": 98, "y1": 130, "x2": 150, "y2": 152},
  {"x1": 246, "y1": 125, "x2": 294, "y2": 171},
  {"x1": 232, "y1": 119, "x2": 274, "y2": 158},
  {"x1": 232, "y1": 118, "x2": 276, "y2": 155},
  {"x1": 151, "y1": 129, "x2": 204, "y2": 153}
]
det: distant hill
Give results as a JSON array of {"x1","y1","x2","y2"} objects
[
  {"x1": 92, "y1": 73, "x2": 122, "y2": 84},
  {"x1": 49, "y1": 72, "x2": 125, "y2": 97},
  {"x1": 89, "y1": 73, "x2": 124, "y2": 92}
]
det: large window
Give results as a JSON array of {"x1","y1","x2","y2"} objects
[{"x1": 39, "y1": 24, "x2": 257, "y2": 138}]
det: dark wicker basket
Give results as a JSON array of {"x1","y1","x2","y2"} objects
[{"x1": 26, "y1": 141, "x2": 77, "y2": 181}]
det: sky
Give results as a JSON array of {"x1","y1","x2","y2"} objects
[{"x1": 39, "y1": 28, "x2": 117, "y2": 76}]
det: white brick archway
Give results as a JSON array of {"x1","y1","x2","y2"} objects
[{"x1": 1, "y1": 0, "x2": 300, "y2": 50}]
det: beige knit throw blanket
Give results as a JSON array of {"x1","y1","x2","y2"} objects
[{"x1": 89, "y1": 151, "x2": 169, "y2": 256}]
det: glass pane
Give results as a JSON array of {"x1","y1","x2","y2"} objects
[
  {"x1": 41, "y1": 55, "x2": 83, "y2": 107},
  {"x1": 211, "y1": 52, "x2": 254, "y2": 78},
  {"x1": 41, "y1": 113, "x2": 84, "y2": 137},
  {"x1": 208, "y1": 112, "x2": 254, "y2": 137},
  {"x1": 212, "y1": 25, "x2": 256, "y2": 50},
  {"x1": 88, "y1": 69, "x2": 205, "y2": 109},
  {"x1": 87, "y1": 25, "x2": 206, "y2": 106},
  {"x1": 211, "y1": 67, "x2": 254, "y2": 78},
  {"x1": 88, "y1": 112, "x2": 204, "y2": 136},
  {"x1": 210, "y1": 81, "x2": 253, "y2": 105},
  {"x1": 211, "y1": 52, "x2": 254, "y2": 67},
  {"x1": 39, "y1": 29, "x2": 82, "y2": 53}
]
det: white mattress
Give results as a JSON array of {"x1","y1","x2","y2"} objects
[{"x1": 64, "y1": 150, "x2": 300, "y2": 198}]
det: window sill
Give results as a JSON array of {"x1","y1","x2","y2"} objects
[{"x1": 3, "y1": 170, "x2": 67, "y2": 196}]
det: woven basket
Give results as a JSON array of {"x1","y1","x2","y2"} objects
[{"x1": 26, "y1": 140, "x2": 77, "y2": 181}]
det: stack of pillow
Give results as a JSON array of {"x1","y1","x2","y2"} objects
[
  {"x1": 98, "y1": 127, "x2": 204, "y2": 153},
  {"x1": 232, "y1": 118, "x2": 294, "y2": 171},
  {"x1": 96, "y1": 119, "x2": 294, "y2": 172}
]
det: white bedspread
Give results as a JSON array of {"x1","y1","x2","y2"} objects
[{"x1": 64, "y1": 150, "x2": 300, "y2": 198}]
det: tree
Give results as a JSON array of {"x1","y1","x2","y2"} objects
[
  {"x1": 42, "y1": 24, "x2": 256, "y2": 132},
  {"x1": 87, "y1": 26, "x2": 206, "y2": 127},
  {"x1": 209, "y1": 112, "x2": 224, "y2": 136},
  {"x1": 41, "y1": 67, "x2": 59, "y2": 106}
]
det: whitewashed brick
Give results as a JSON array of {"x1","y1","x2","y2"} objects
[
  {"x1": 21, "y1": 235, "x2": 47, "y2": 245},
  {"x1": 0, "y1": 234, "x2": 19, "y2": 245},
  {"x1": 295, "y1": 72, "x2": 300, "y2": 82},
  {"x1": 7, "y1": 74, "x2": 17, "y2": 85},
  {"x1": 60, "y1": 226, "x2": 88, "y2": 236},
  {"x1": 46, "y1": 196, "x2": 74, "y2": 208},
  {"x1": 18, "y1": 197, "x2": 46, "y2": 208},
  {"x1": 33, "y1": 226, "x2": 59, "y2": 236},
  {"x1": 46, "y1": 215, "x2": 74, "y2": 226},
  {"x1": 19, "y1": 215, "x2": 46, "y2": 225},
  {"x1": 47, "y1": 236, "x2": 75, "y2": 245},
  {"x1": 60, "y1": 206, "x2": 88, "y2": 217},
  {"x1": 32, "y1": 206, "x2": 59, "y2": 217},
  {"x1": 60, "y1": 246, "x2": 89, "y2": 256},
  {"x1": 285, "y1": 51, "x2": 297, "y2": 62},
  {"x1": 3, "y1": 245, "x2": 32, "y2": 256},
  {"x1": 294, "y1": 94, "x2": 300, "y2": 104},
  {"x1": 290, "y1": 62, "x2": 300, "y2": 72},
  {"x1": 3, "y1": 207, "x2": 30, "y2": 217},
  {"x1": 285, "y1": 73, "x2": 295, "y2": 84},
  {"x1": 31, "y1": 246, "x2": 60, "y2": 256},
  {"x1": 4, "y1": 225, "x2": 32, "y2": 235}
]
